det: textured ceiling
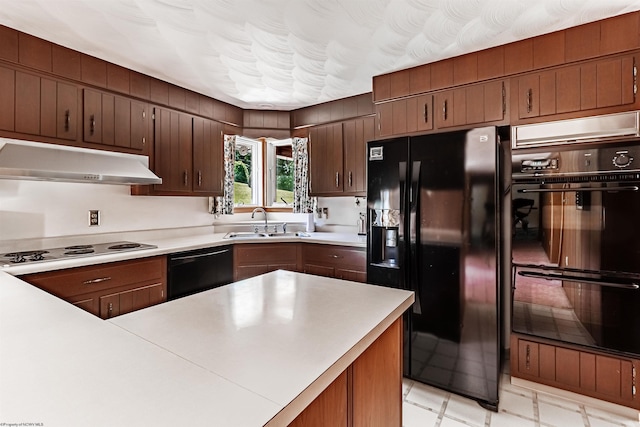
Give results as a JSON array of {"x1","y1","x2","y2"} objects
[{"x1": 1, "y1": 0, "x2": 640, "y2": 110}]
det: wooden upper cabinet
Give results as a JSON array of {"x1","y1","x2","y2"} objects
[
  {"x1": 129, "y1": 101, "x2": 147, "y2": 151},
  {"x1": 52, "y1": 45, "x2": 81, "y2": 80},
  {"x1": 343, "y1": 116, "x2": 373, "y2": 195},
  {"x1": 477, "y1": 46, "x2": 504, "y2": 80},
  {"x1": 406, "y1": 94, "x2": 433, "y2": 132},
  {"x1": 409, "y1": 64, "x2": 430, "y2": 94},
  {"x1": 81, "y1": 55, "x2": 107, "y2": 88},
  {"x1": 431, "y1": 59, "x2": 454, "y2": 90},
  {"x1": 18, "y1": 33, "x2": 51, "y2": 72},
  {"x1": 149, "y1": 79, "x2": 169, "y2": 105},
  {"x1": 130, "y1": 72, "x2": 150, "y2": 100},
  {"x1": 600, "y1": 12, "x2": 640, "y2": 55},
  {"x1": 309, "y1": 123, "x2": 343, "y2": 195},
  {"x1": 15, "y1": 71, "x2": 40, "y2": 135},
  {"x1": 375, "y1": 102, "x2": 392, "y2": 138},
  {"x1": 40, "y1": 78, "x2": 57, "y2": 138},
  {"x1": 0, "y1": 66, "x2": 15, "y2": 131},
  {"x1": 453, "y1": 53, "x2": 478, "y2": 85},
  {"x1": 389, "y1": 70, "x2": 411, "y2": 98},
  {"x1": 533, "y1": 31, "x2": 565, "y2": 69},
  {"x1": 565, "y1": 21, "x2": 601, "y2": 62},
  {"x1": 107, "y1": 63, "x2": 130, "y2": 95},
  {"x1": 153, "y1": 108, "x2": 193, "y2": 193},
  {"x1": 192, "y1": 116, "x2": 223, "y2": 194},
  {"x1": 169, "y1": 85, "x2": 186, "y2": 111},
  {"x1": 434, "y1": 90, "x2": 455, "y2": 128},
  {"x1": 0, "y1": 25, "x2": 19, "y2": 62},
  {"x1": 185, "y1": 90, "x2": 200, "y2": 114},
  {"x1": 596, "y1": 55, "x2": 635, "y2": 108},
  {"x1": 372, "y1": 74, "x2": 390, "y2": 102},
  {"x1": 504, "y1": 39, "x2": 533, "y2": 75}
]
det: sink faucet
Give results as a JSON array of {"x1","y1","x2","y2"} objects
[{"x1": 251, "y1": 207, "x2": 268, "y2": 232}]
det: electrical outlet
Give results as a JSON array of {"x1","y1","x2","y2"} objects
[
  {"x1": 89, "y1": 210, "x2": 100, "y2": 226},
  {"x1": 322, "y1": 207, "x2": 328, "y2": 218}
]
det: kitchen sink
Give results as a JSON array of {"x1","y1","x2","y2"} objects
[{"x1": 223, "y1": 231, "x2": 309, "y2": 239}]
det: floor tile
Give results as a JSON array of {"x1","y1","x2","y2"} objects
[
  {"x1": 489, "y1": 411, "x2": 536, "y2": 427},
  {"x1": 405, "y1": 381, "x2": 449, "y2": 412},
  {"x1": 440, "y1": 415, "x2": 479, "y2": 427},
  {"x1": 443, "y1": 394, "x2": 487, "y2": 427},
  {"x1": 498, "y1": 390, "x2": 535, "y2": 419},
  {"x1": 537, "y1": 392, "x2": 581, "y2": 411},
  {"x1": 586, "y1": 407, "x2": 640, "y2": 427},
  {"x1": 587, "y1": 416, "x2": 629, "y2": 427},
  {"x1": 403, "y1": 402, "x2": 439, "y2": 427},
  {"x1": 538, "y1": 401, "x2": 585, "y2": 427}
]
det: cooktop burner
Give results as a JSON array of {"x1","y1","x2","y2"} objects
[{"x1": 2, "y1": 241, "x2": 157, "y2": 266}]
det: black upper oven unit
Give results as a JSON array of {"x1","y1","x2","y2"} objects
[{"x1": 511, "y1": 142, "x2": 640, "y2": 357}]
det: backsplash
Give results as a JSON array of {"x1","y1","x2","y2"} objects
[
  {"x1": 0, "y1": 180, "x2": 212, "y2": 241},
  {"x1": 0, "y1": 179, "x2": 366, "y2": 242}
]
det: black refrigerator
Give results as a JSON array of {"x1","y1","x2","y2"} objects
[{"x1": 366, "y1": 126, "x2": 504, "y2": 411}]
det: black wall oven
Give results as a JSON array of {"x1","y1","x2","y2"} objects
[{"x1": 511, "y1": 142, "x2": 640, "y2": 357}]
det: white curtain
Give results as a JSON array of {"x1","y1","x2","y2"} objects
[
  {"x1": 222, "y1": 135, "x2": 236, "y2": 214},
  {"x1": 292, "y1": 137, "x2": 312, "y2": 213}
]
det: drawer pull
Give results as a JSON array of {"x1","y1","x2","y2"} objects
[
  {"x1": 330, "y1": 254, "x2": 342, "y2": 259},
  {"x1": 83, "y1": 276, "x2": 112, "y2": 285}
]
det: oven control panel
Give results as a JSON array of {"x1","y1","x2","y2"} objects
[{"x1": 520, "y1": 157, "x2": 559, "y2": 172}]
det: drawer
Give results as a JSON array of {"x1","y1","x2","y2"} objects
[
  {"x1": 20, "y1": 256, "x2": 165, "y2": 299},
  {"x1": 303, "y1": 244, "x2": 365, "y2": 268}
]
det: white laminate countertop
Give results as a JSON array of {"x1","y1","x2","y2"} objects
[
  {"x1": 0, "y1": 229, "x2": 367, "y2": 276},
  {"x1": 0, "y1": 270, "x2": 414, "y2": 427}
]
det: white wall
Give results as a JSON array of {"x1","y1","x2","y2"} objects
[
  {"x1": 315, "y1": 196, "x2": 365, "y2": 232},
  {"x1": 0, "y1": 180, "x2": 213, "y2": 241}
]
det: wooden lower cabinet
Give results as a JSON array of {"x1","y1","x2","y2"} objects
[
  {"x1": 233, "y1": 243, "x2": 301, "y2": 281},
  {"x1": 20, "y1": 256, "x2": 167, "y2": 319},
  {"x1": 288, "y1": 317, "x2": 402, "y2": 427},
  {"x1": 511, "y1": 334, "x2": 640, "y2": 409},
  {"x1": 302, "y1": 244, "x2": 366, "y2": 283}
]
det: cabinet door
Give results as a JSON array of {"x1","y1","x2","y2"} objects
[
  {"x1": 101, "y1": 93, "x2": 115, "y2": 146},
  {"x1": 15, "y1": 71, "x2": 40, "y2": 135},
  {"x1": 342, "y1": 116, "x2": 372, "y2": 195},
  {"x1": 483, "y1": 81, "x2": 506, "y2": 123},
  {"x1": 309, "y1": 123, "x2": 343, "y2": 195},
  {"x1": 597, "y1": 56, "x2": 635, "y2": 108},
  {"x1": 130, "y1": 100, "x2": 147, "y2": 151},
  {"x1": 0, "y1": 66, "x2": 15, "y2": 131},
  {"x1": 40, "y1": 78, "x2": 57, "y2": 137},
  {"x1": 153, "y1": 108, "x2": 193, "y2": 193},
  {"x1": 83, "y1": 89, "x2": 102, "y2": 144},
  {"x1": 556, "y1": 66, "x2": 581, "y2": 114},
  {"x1": 114, "y1": 96, "x2": 131, "y2": 149},
  {"x1": 434, "y1": 90, "x2": 454, "y2": 128},
  {"x1": 407, "y1": 94, "x2": 433, "y2": 132},
  {"x1": 193, "y1": 117, "x2": 223, "y2": 194},
  {"x1": 57, "y1": 82, "x2": 78, "y2": 140},
  {"x1": 376, "y1": 102, "x2": 392, "y2": 137},
  {"x1": 517, "y1": 74, "x2": 540, "y2": 119},
  {"x1": 391, "y1": 99, "x2": 407, "y2": 135}
]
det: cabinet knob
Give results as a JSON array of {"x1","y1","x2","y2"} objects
[
  {"x1": 424, "y1": 103, "x2": 428, "y2": 123},
  {"x1": 184, "y1": 170, "x2": 189, "y2": 187},
  {"x1": 198, "y1": 170, "x2": 202, "y2": 187},
  {"x1": 525, "y1": 344, "x2": 531, "y2": 370},
  {"x1": 335, "y1": 172, "x2": 339, "y2": 188},
  {"x1": 89, "y1": 114, "x2": 96, "y2": 135},
  {"x1": 348, "y1": 171, "x2": 352, "y2": 187},
  {"x1": 527, "y1": 88, "x2": 533, "y2": 113},
  {"x1": 443, "y1": 100, "x2": 448, "y2": 121}
]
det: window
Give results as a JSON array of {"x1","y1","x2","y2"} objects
[
  {"x1": 232, "y1": 136, "x2": 292, "y2": 208},
  {"x1": 266, "y1": 138, "x2": 294, "y2": 207},
  {"x1": 233, "y1": 136, "x2": 263, "y2": 206}
]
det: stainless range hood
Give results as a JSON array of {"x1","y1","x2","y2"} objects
[
  {"x1": 512, "y1": 111, "x2": 640, "y2": 149},
  {"x1": 0, "y1": 138, "x2": 162, "y2": 185}
]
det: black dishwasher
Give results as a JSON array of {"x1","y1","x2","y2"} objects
[{"x1": 167, "y1": 245, "x2": 233, "y2": 300}]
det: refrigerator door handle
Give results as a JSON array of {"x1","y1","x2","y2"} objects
[{"x1": 410, "y1": 161, "x2": 422, "y2": 314}]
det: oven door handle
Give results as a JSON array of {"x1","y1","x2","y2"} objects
[
  {"x1": 519, "y1": 186, "x2": 639, "y2": 193},
  {"x1": 170, "y1": 248, "x2": 230, "y2": 264},
  {"x1": 518, "y1": 270, "x2": 640, "y2": 290}
]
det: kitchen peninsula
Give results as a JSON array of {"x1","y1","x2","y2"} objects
[{"x1": 0, "y1": 269, "x2": 413, "y2": 426}]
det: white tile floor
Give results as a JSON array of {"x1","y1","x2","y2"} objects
[{"x1": 402, "y1": 365, "x2": 640, "y2": 427}]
